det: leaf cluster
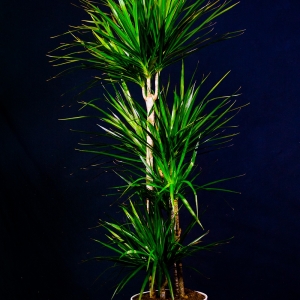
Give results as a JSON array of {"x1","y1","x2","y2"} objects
[
  {"x1": 94, "y1": 197, "x2": 221, "y2": 299},
  {"x1": 66, "y1": 63, "x2": 244, "y2": 223},
  {"x1": 49, "y1": 0, "x2": 243, "y2": 86}
]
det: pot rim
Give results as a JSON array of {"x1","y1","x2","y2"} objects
[{"x1": 130, "y1": 289, "x2": 208, "y2": 300}]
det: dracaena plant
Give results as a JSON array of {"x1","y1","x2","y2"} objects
[{"x1": 49, "y1": 0, "x2": 244, "y2": 299}]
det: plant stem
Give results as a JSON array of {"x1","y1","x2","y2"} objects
[
  {"x1": 177, "y1": 260, "x2": 187, "y2": 299},
  {"x1": 159, "y1": 277, "x2": 168, "y2": 300},
  {"x1": 174, "y1": 199, "x2": 181, "y2": 239},
  {"x1": 142, "y1": 73, "x2": 159, "y2": 210},
  {"x1": 149, "y1": 276, "x2": 156, "y2": 299},
  {"x1": 143, "y1": 73, "x2": 159, "y2": 297},
  {"x1": 174, "y1": 199, "x2": 186, "y2": 299},
  {"x1": 174, "y1": 262, "x2": 180, "y2": 296}
]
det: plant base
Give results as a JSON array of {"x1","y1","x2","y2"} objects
[{"x1": 131, "y1": 288, "x2": 208, "y2": 300}]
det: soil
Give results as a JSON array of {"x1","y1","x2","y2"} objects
[{"x1": 132, "y1": 288, "x2": 206, "y2": 300}]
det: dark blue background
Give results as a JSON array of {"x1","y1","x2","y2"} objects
[{"x1": 1, "y1": 0, "x2": 300, "y2": 299}]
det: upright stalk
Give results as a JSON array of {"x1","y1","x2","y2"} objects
[
  {"x1": 177, "y1": 261, "x2": 186, "y2": 299},
  {"x1": 142, "y1": 73, "x2": 159, "y2": 210},
  {"x1": 148, "y1": 276, "x2": 156, "y2": 299},
  {"x1": 142, "y1": 73, "x2": 159, "y2": 298},
  {"x1": 160, "y1": 277, "x2": 168, "y2": 299},
  {"x1": 173, "y1": 199, "x2": 186, "y2": 299}
]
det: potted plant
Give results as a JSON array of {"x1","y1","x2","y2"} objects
[{"x1": 48, "y1": 0, "x2": 244, "y2": 299}]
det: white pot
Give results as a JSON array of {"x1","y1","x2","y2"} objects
[{"x1": 130, "y1": 290, "x2": 208, "y2": 300}]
